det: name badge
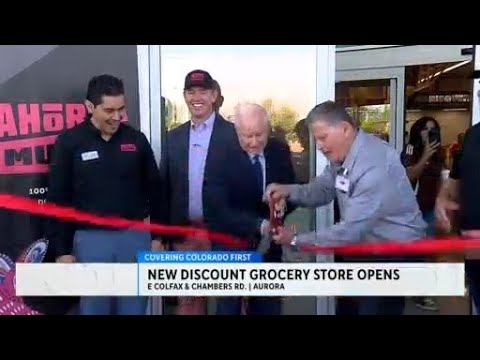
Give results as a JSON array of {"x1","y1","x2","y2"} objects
[
  {"x1": 81, "y1": 151, "x2": 99, "y2": 161},
  {"x1": 335, "y1": 175, "x2": 350, "y2": 193}
]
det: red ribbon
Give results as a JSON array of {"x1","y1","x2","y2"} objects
[
  {"x1": 0, "y1": 193, "x2": 477, "y2": 256},
  {"x1": 0, "y1": 194, "x2": 246, "y2": 248},
  {"x1": 299, "y1": 238, "x2": 478, "y2": 256}
]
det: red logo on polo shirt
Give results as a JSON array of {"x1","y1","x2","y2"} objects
[{"x1": 120, "y1": 144, "x2": 137, "y2": 152}]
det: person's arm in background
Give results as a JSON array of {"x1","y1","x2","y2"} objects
[
  {"x1": 435, "y1": 150, "x2": 461, "y2": 233},
  {"x1": 45, "y1": 133, "x2": 75, "y2": 262},
  {"x1": 435, "y1": 124, "x2": 469, "y2": 233},
  {"x1": 140, "y1": 132, "x2": 164, "y2": 250},
  {"x1": 402, "y1": 140, "x2": 440, "y2": 183}
]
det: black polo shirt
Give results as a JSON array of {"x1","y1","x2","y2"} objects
[
  {"x1": 46, "y1": 118, "x2": 163, "y2": 257},
  {"x1": 450, "y1": 123, "x2": 480, "y2": 230}
]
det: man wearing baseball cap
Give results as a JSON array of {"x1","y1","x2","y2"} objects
[{"x1": 159, "y1": 69, "x2": 237, "y2": 315}]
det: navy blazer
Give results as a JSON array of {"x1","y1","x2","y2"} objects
[
  {"x1": 204, "y1": 137, "x2": 296, "y2": 260},
  {"x1": 159, "y1": 114, "x2": 237, "y2": 237}
]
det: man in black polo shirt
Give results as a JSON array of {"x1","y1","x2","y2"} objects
[
  {"x1": 46, "y1": 74, "x2": 163, "y2": 315},
  {"x1": 436, "y1": 122, "x2": 480, "y2": 314}
]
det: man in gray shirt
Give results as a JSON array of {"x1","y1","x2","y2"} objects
[{"x1": 267, "y1": 100, "x2": 426, "y2": 315}]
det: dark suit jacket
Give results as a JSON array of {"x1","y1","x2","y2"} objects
[
  {"x1": 204, "y1": 137, "x2": 296, "y2": 261},
  {"x1": 159, "y1": 114, "x2": 237, "y2": 242}
]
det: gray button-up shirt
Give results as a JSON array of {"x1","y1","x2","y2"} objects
[{"x1": 287, "y1": 129, "x2": 426, "y2": 246}]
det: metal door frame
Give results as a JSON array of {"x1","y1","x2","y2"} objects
[
  {"x1": 469, "y1": 45, "x2": 480, "y2": 315},
  {"x1": 315, "y1": 45, "x2": 337, "y2": 315},
  {"x1": 336, "y1": 45, "x2": 472, "y2": 71},
  {"x1": 137, "y1": 45, "x2": 163, "y2": 315},
  {"x1": 336, "y1": 67, "x2": 406, "y2": 152}
]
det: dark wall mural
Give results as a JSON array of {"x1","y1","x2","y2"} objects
[{"x1": 0, "y1": 45, "x2": 140, "y2": 314}]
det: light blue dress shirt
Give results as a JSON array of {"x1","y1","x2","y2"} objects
[{"x1": 188, "y1": 112, "x2": 215, "y2": 222}]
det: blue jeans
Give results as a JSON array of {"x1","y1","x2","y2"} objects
[
  {"x1": 423, "y1": 210, "x2": 435, "y2": 237},
  {"x1": 73, "y1": 229, "x2": 151, "y2": 315},
  {"x1": 411, "y1": 210, "x2": 436, "y2": 304},
  {"x1": 216, "y1": 297, "x2": 282, "y2": 315},
  {"x1": 337, "y1": 295, "x2": 405, "y2": 315},
  {"x1": 336, "y1": 255, "x2": 423, "y2": 315},
  {"x1": 353, "y1": 297, "x2": 405, "y2": 315}
]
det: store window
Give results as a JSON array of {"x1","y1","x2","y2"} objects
[{"x1": 336, "y1": 79, "x2": 391, "y2": 142}]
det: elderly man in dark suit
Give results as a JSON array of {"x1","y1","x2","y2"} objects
[
  {"x1": 204, "y1": 102, "x2": 296, "y2": 315},
  {"x1": 159, "y1": 70, "x2": 237, "y2": 315}
]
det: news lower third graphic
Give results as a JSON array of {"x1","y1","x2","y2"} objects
[{"x1": 15, "y1": 251, "x2": 466, "y2": 297}]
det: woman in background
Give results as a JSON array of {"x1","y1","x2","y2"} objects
[{"x1": 402, "y1": 116, "x2": 446, "y2": 312}]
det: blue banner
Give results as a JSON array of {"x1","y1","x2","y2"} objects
[{"x1": 138, "y1": 251, "x2": 262, "y2": 263}]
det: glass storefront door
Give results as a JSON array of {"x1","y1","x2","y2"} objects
[
  {"x1": 336, "y1": 67, "x2": 406, "y2": 152},
  {"x1": 332, "y1": 67, "x2": 405, "y2": 315}
]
